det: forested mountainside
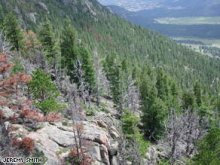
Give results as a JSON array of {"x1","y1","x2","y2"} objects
[
  {"x1": 0, "y1": 0, "x2": 220, "y2": 91},
  {"x1": 0, "y1": 0, "x2": 220, "y2": 165}
]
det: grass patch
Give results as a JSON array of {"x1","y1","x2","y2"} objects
[
  {"x1": 155, "y1": 17, "x2": 220, "y2": 25},
  {"x1": 173, "y1": 37, "x2": 220, "y2": 48}
]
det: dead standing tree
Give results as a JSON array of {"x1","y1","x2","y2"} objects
[
  {"x1": 69, "y1": 91, "x2": 92, "y2": 165},
  {"x1": 121, "y1": 76, "x2": 140, "y2": 114},
  {"x1": 75, "y1": 59, "x2": 91, "y2": 108},
  {"x1": 162, "y1": 109, "x2": 207, "y2": 165},
  {"x1": 93, "y1": 48, "x2": 110, "y2": 106},
  {"x1": 61, "y1": 70, "x2": 91, "y2": 165}
]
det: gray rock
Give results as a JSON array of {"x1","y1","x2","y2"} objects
[
  {"x1": 109, "y1": 141, "x2": 118, "y2": 156},
  {"x1": 92, "y1": 160, "x2": 105, "y2": 165},
  {"x1": 28, "y1": 13, "x2": 37, "y2": 23},
  {"x1": 3, "y1": 121, "x2": 10, "y2": 131},
  {"x1": 97, "y1": 120, "x2": 108, "y2": 129},
  {"x1": 111, "y1": 156, "x2": 119, "y2": 165},
  {"x1": 100, "y1": 144, "x2": 110, "y2": 165},
  {"x1": 89, "y1": 143, "x2": 102, "y2": 162},
  {"x1": 5, "y1": 117, "x2": 114, "y2": 165},
  {"x1": 33, "y1": 123, "x2": 75, "y2": 147},
  {"x1": 109, "y1": 127, "x2": 119, "y2": 139},
  {"x1": 28, "y1": 125, "x2": 62, "y2": 165},
  {"x1": 1, "y1": 106, "x2": 15, "y2": 119},
  {"x1": 82, "y1": 121, "x2": 110, "y2": 146}
]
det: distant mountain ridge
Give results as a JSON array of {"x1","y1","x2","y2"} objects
[
  {"x1": 100, "y1": 0, "x2": 220, "y2": 15},
  {"x1": 104, "y1": 0, "x2": 220, "y2": 39}
]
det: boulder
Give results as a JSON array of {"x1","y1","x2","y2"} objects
[
  {"x1": 100, "y1": 144, "x2": 110, "y2": 165},
  {"x1": 27, "y1": 123, "x2": 77, "y2": 164},
  {"x1": 97, "y1": 120, "x2": 108, "y2": 129},
  {"x1": 2, "y1": 115, "x2": 117, "y2": 165},
  {"x1": 109, "y1": 141, "x2": 118, "y2": 156},
  {"x1": 111, "y1": 156, "x2": 119, "y2": 165},
  {"x1": 29, "y1": 134, "x2": 61, "y2": 165},
  {"x1": 94, "y1": 134, "x2": 109, "y2": 146},
  {"x1": 109, "y1": 126, "x2": 119, "y2": 139},
  {"x1": 89, "y1": 143, "x2": 102, "y2": 162},
  {"x1": 27, "y1": 121, "x2": 113, "y2": 164},
  {"x1": 3, "y1": 121, "x2": 10, "y2": 131},
  {"x1": 30, "y1": 123, "x2": 75, "y2": 147},
  {"x1": 82, "y1": 121, "x2": 110, "y2": 146}
]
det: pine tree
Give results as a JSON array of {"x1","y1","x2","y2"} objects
[
  {"x1": 28, "y1": 69, "x2": 63, "y2": 114},
  {"x1": 182, "y1": 92, "x2": 195, "y2": 110},
  {"x1": 193, "y1": 128, "x2": 220, "y2": 165},
  {"x1": 3, "y1": 13, "x2": 24, "y2": 51},
  {"x1": 194, "y1": 81, "x2": 202, "y2": 107},
  {"x1": 156, "y1": 69, "x2": 169, "y2": 101},
  {"x1": 39, "y1": 19, "x2": 59, "y2": 69},
  {"x1": 104, "y1": 54, "x2": 122, "y2": 109},
  {"x1": 78, "y1": 47, "x2": 96, "y2": 92},
  {"x1": 60, "y1": 20, "x2": 78, "y2": 81},
  {"x1": 139, "y1": 70, "x2": 167, "y2": 141},
  {"x1": 141, "y1": 96, "x2": 167, "y2": 141}
]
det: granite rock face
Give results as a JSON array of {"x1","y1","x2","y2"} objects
[{"x1": 1, "y1": 115, "x2": 120, "y2": 165}]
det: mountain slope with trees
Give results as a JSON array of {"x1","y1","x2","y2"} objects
[
  {"x1": 0, "y1": 0, "x2": 220, "y2": 165},
  {"x1": 0, "y1": 0, "x2": 219, "y2": 91}
]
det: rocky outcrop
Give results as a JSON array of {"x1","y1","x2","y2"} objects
[
  {"x1": 1, "y1": 114, "x2": 120, "y2": 165},
  {"x1": 0, "y1": 91, "x2": 122, "y2": 165}
]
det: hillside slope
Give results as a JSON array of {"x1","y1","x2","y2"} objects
[
  {"x1": 0, "y1": 0, "x2": 219, "y2": 89},
  {"x1": 1, "y1": 1, "x2": 220, "y2": 165}
]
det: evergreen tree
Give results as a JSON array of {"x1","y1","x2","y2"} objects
[
  {"x1": 28, "y1": 69, "x2": 63, "y2": 114},
  {"x1": 141, "y1": 96, "x2": 167, "y2": 141},
  {"x1": 3, "y1": 13, "x2": 23, "y2": 51},
  {"x1": 78, "y1": 47, "x2": 96, "y2": 92},
  {"x1": 104, "y1": 54, "x2": 122, "y2": 109},
  {"x1": 121, "y1": 109, "x2": 149, "y2": 159},
  {"x1": 182, "y1": 92, "x2": 195, "y2": 110},
  {"x1": 194, "y1": 81, "x2": 202, "y2": 107},
  {"x1": 139, "y1": 71, "x2": 167, "y2": 141},
  {"x1": 39, "y1": 19, "x2": 59, "y2": 69},
  {"x1": 156, "y1": 69, "x2": 169, "y2": 101},
  {"x1": 193, "y1": 128, "x2": 220, "y2": 165},
  {"x1": 122, "y1": 110, "x2": 140, "y2": 137},
  {"x1": 60, "y1": 20, "x2": 78, "y2": 81}
]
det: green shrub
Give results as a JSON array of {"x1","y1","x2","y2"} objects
[
  {"x1": 122, "y1": 110, "x2": 139, "y2": 137},
  {"x1": 122, "y1": 110, "x2": 149, "y2": 156},
  {"x1": 29, "y1": 69, "x2": 64, "y2": 114},
  {"x1": 192, "y1": 128, "x2": 220, "y2": 165},
  {"x1": 35, "y1": 98, "x2": 65, "y2": 114},
  {"x1": 11, "y1": 59, "x2": 24, "y2": 74}
]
